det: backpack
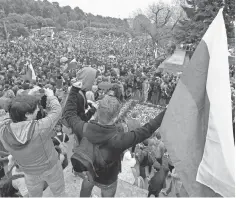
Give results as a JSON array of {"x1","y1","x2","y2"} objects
[
  {"x1": 53, "y1": 133, "x2": 68, "y2": 154},
  {"x1": 70, "y1": 123, "x2": 117, "y2": 182}
]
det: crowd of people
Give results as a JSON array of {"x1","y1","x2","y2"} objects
[
  {"x1": 0, "y1": 30, "x2": 179, "y2": 108},
  {"x1": 0, "y1": 29, "x2": 232, "y2": 197}
]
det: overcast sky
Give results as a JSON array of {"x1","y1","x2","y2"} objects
[{"x1": 49, "y1": 0, "x2": 172, "y2": 19}]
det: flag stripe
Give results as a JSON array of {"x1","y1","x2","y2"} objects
[
  {"x1": 202, "y1": 9, "x2": 234, "y2": 177},
  {"x1": 196, "y1": 9, "x2": 235, "y2": 197},
  {"x1": 160, "y1": 8, "x2": 234, "y2": 197},
  {"x1": 28, "y1": 63, "x2": 36, "y2": 81},
  {"x1": 181, "y1": 40, "x2": 209, "y2": 108},
  {"x1": 160, "y1": 71, "x2": 216, "y2": 196},
  {"x1": 63, "y1": 59, "x2": 77, "y2": 73}
]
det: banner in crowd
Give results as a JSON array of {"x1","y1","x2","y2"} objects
[
  {"x1": 22, "y1": 62, "x2": 36, "y2": 82},
  {"x1": 160, "y1": 8, "x2": 234, "y2": 197},
  {"x1": 63, "y1": 59, "x2": 78, "y2": 73}
]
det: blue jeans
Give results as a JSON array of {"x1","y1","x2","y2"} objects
[{"x1": 24, "y1": 161, "x2": 65, "y2": 197}]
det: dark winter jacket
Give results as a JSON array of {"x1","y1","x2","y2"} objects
[
  {"x1": 148, "y1": 166, "x2": 170, "y2": 197},
  {"x1": 62, "y1": 86, "x2": 96, "y2": 130},
  {"x1": 75, "y1": 89, "x2": 96, "y2": 122},
  {"x1": 63, "y1": 86, "x2": 166, "y2": 185}
]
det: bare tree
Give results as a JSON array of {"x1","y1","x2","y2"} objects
[
  {"x1": 147, "y1": 3, "x2": 172, "y2": 29},
  {"x1": 146, "y1": 1, "x2": 183, "y2": 45},
  {"x1": 132, "y1": 0, "x2": 183, "y2": 57}
]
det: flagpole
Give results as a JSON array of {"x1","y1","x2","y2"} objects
[
  {"x1": 1, "y1": 7, "x2": 8, "y2": 44},
  {"x1": 145, "y1": 29, "x2": 147, "y2": 63}
]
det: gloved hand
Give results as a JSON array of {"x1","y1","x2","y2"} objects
[
  {"x1": 87, "y1": 102, "x2": 93, "y2": 108},
  {"x1": 87, "y1": 100, "x2": 99, "y2": 110}
]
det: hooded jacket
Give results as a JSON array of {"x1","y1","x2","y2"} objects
[
  {"x1": 0, "y1": 96, "x2": 62, "y2": 175},
  {"x1": 63, "y1": 86, "x2": 166, "y2": 185},
  {"x1": 76, "y1": 67, "x2": 97, "y2": 92},
  {"x1": 62, "y1": 67, "x2": 97, "y2": 126},
  {"x1": 63, "y1": 73, "x2": 98, "y2": 123},
  {"x1": 62, "y1": 87, "x2": 96, "y2": 130}
]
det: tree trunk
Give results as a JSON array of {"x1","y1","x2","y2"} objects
[
  {"x1": 3, "y1": 20, "x2": 7, "y2": 41},
  {"x1": 152, "y1": 39, "x2": 158, "y2": 59}
]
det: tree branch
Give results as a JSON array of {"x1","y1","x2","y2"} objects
[
  {"x1": 154, "y1": 8, "x2": 164, "y2": 26},
  {"x1": 157, "y1": 9, "x2": 171, "y2": 28},
  {"x1": 159, "y1": 34, "x2": 173, "y2": 41},
  {"x1": 171, "y1": 14, "x2": 182, "y2": 31},
  {"x1": 148, "y1": 5, "x2": 163, "y2": 26}
]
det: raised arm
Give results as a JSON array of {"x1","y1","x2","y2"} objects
[
  {"x1": 109, "y1": 109, "x2": 166, "y2": 151},
  {"x1": 63, "y1": 86, "x2": 85, "y2": 141},
  {"x1": 36, "y1": 89, "x2": 62, "y2": 137}
]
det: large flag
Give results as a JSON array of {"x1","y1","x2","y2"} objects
[{"x1": 160, "y1": 8, "x2": 234, "y2": 197}]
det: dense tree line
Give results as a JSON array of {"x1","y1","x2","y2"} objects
[
  {"x1": 0, "y1": 0, "x2": 130, "y2": 38},
  {"x1": 175, "y1": 0, "x2": 235, "y2": 123},
  {"x1": 174, "y1": 0, "x2": 235, "y2": 48}
]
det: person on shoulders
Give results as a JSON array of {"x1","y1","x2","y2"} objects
[{"x1": 63, "y1": 80, "x2": 166, "y2": 197}]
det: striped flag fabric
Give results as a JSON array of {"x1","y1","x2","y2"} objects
[
  {"x1": 22, "y1": 63, "x2": 36, "y2": 82},
  {"x1": 63, "y1": 59, "x2": 78, "y2": 73},
  {"x1": 160, "y1": 8, "x2": 234, "y2": 197}
]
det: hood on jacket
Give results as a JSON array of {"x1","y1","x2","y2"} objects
[
  {"x1": 76, "y1": 67, "x2": 97, "y2": 92},
  {"x1": 0, "y1": 97, "x2": 11, "y2": 111},
  {"x1": 84, "y1": 121, "x2": 117, "y2": 144},
  {"x1": 0, "y1": 120, "x2": 36, "y2": 150}
]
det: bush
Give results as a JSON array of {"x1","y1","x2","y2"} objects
[
  {"x1": 67, "y1": 21, "x2": 78, "y2": 30},
  {"x1": 22, "y1": 14, "x2": 37, "y2": 28},
  {"x1": 45, "y1": 18, "x2": 55, "y2": 27},
  {"x1": 6, "y1": 23, "x2": 29, "y2": 38},
  {"x1": 6, "y1": 13, "x2": 23, "y2": 24},
  {"x1": 55, "y1": 23, "x2": 63, "y2": 32}
]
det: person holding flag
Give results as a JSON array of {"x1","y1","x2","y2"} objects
[{"x1": 21, "y1": 59, "x2": 36, "y2": 83}]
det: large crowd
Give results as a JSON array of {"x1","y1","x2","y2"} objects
[
  {"x1": 0, "y1": 29, "x2": 179, "y2": 107},
  {"x1": 0, "y1": 29, "x2": 233, "y2": 197}
]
